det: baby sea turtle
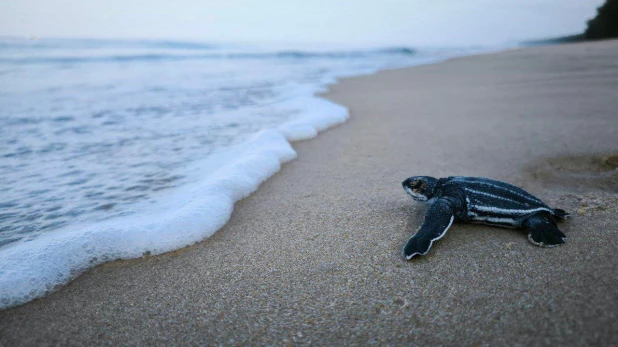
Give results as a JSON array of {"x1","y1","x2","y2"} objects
[{"x1": 401, "y1": 176, "x2": 569, "y2": 259}]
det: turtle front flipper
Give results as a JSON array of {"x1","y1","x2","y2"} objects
[
  {"x1": 523, "y1": 213, "x2": 566, "y2": 247},
  {"x1": 403, "y1": 198, "x2": 456, "y2": 259}
]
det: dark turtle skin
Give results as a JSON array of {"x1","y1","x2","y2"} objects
[{"x1": 401, "y1": 176, "x2": 569, "y2": 259}]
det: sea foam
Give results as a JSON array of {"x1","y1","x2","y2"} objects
[{"x1": 0, "y1": 96, "x2": 347, "y2": 309}]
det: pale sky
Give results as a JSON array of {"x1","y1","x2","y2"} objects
[{"x1": 0, "y1": 0, "x2": 603, "y2": 46}]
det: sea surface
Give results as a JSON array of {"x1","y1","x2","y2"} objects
[{"x1": 0, "y1": 38, "x2": 494, "y2": 308}]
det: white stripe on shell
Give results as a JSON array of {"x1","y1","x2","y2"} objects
[
  {"x1": 469, "y1": 205, "x2": 551, "y2": 216},
  {"x1": 405, "y1": 215, "x2": 455, "y2": 259},
  {"x1": 468, "y1": 212, "x2": 518, "y2": 226},
  {"x1": 450, "y1": 177, "x2": 543, "y2": 204},
  {"x1": 463, "y1": 188, "x2": 528, "y2": 206}
]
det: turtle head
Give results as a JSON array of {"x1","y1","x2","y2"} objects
[{"x1": 402, "y1": 176, "x2": 438, "y2": 202}]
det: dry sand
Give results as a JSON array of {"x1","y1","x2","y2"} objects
[{"x1": 2, "y1": 40, "x2": 618, "y2": 346}]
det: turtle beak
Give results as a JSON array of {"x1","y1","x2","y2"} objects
[
  {"x1": 402, "y1": 178, "x2": 411, "y2": 188},
  {"x1": 402, "y1": 179, "x2": 427, "y2": 202}
]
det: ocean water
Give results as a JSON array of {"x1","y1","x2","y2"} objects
[{"x1": 0, "y1": 38, "x2": 490, "y2": 308}]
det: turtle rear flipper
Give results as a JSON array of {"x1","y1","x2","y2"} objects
[
  {"x1": 524, "y1": 213, "x2": 566, "y2": 247},
  {"x1": 552, "y1": 208, "x2": 570, "y2": 220}
]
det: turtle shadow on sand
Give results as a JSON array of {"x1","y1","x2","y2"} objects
[{"x1": 400, "y1": 203, "x2": 423, "y2": 235}]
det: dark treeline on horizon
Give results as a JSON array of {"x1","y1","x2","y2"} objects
[
  {"x1": 521, "y1": 0, "x2": 616, "y2": 45},
  {"x1": 585, "y1": 0, "x2": 618, "y2": 40}
]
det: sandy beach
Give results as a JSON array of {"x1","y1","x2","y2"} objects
[{"x1": 1, "y1": 40, "x2": 618, "y2": 346}]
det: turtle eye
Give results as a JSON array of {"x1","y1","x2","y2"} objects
[{"x1": 413, "y1": 181, "x2": 422, "y2": 189}]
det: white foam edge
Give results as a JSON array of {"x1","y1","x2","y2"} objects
[{"x1": 0, "y1": 96, "x2": 348, "y2": 310}]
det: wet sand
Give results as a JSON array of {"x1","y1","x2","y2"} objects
[{"x1": 2, "y1": 40, "x2": 618, "y2": 346}]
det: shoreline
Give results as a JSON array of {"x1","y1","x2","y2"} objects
[
  {"x1": 1, "y1": 40, "x2": 618, "y2": 345},
  {"x1": 0, "y1": 45, "x2": 490, "y2": 310}
]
